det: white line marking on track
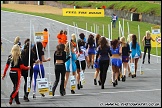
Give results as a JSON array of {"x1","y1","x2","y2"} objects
[
  {"x1": 1, "y1": 89, "x2": 161, "y2": 100},
  {"x1": 2, "y1": 30, "x2": 26, "y2": 32},
  {"x1": 1, "y1": 37, "x2": 14, "y2": 44}
]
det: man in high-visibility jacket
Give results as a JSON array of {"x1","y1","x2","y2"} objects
[
  {"x1": 61, "y1": 30, "x2": 67, "y2": 45},
  {"x1": 42, "y1": 28, "x2": 49, "y2": 51},
  {"x1": 57, "y1": 30, "x2": 64, "y2": 44}
]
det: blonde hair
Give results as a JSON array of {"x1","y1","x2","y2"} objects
[
  {"x1": 65, "y1": 42, "x2": 73, "y2": 55},
  {"x1": 146, "y1": 30, "x2": 151, "y2": 38},
  {"x1": 120, "y1": 36, "x2": 127, "y2": 47},
  {"x1": 71, "y1": 33, "x2": 76, "y2": 42},
  {"x1": 14, "y1": 36, "x2": 20, "y2": 45},
  {"x1": 10, "y1": 44, "x2": 21, "y2": 66},
  {"x1": 127, "y1": 34, "x2": 133, "y2": 43}
]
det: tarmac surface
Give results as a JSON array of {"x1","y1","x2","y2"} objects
[{"x1": 1, "y1": 11, "x2": 161, "y2": 107}]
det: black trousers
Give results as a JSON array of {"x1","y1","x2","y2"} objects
[
  {"x1": 99, "y1": 60, "x2": 110, "y2": 86},
  {"x1": 143, "y1": 46, "x2": 151, "y2": 62},
  {"x1": 22, "y1": 68, "x2": 33, "y2": 98},
  {"x1": 9, "y1": 72, "x2": 21, "y2": 102},
  {"x1": 53, "y1": 64, "x2": 66, "y2": 92}
]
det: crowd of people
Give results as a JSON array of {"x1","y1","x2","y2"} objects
[{"x1": 2, "y1": 27, "x2": 154, "y2": 105}]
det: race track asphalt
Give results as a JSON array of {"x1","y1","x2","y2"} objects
[{"x1": 1, "y1": 11, "x2": 161, "y2": 107}]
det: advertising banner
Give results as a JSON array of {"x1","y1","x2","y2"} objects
[{"x1": 62, "y1": 8, "x2": 104, "y2": 17}]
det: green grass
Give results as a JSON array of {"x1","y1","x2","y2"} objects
[
  {"x1": 58, "y1": 1, "x2": 161, "y2": 16},
  {"x1": 1, "y1": 7, "x2": 161, "y2": 56}
]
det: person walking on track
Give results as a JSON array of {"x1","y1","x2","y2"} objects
[
  {"x1": 95, "y1": 36, "x2": 112, "y2": 89},
  {"x1": 32, "y1": 42, "x2": 50, "y2": 98},
  {"x1": 53, "y1": 43, "x2": 70, "y2": 96},
  {"x1": 42, "y1": 28, "x2": 49, "y2": 51},
  {"x1": 129, "y1": 34, "x2": 142, "y2": 78},
  {"x1": 75, "y1": 39, "x2": 88, "y2": 89},
  {"x1": 2, "y1": 44, "x2": 30, "y2": 105},
  {"x1": 64, "y1": 42, "x2": 78, "y2": 93},
  {"x1": 119, "y1": 36, "x2": 131, "y2": 81},
  {"x1": 110, "y1": 39, "x2": 122, "y2": 87},
  {"x1": 86, "y1": 34, "x2": 96, "y2": 69},
  {"x1": 21, "y1": 41, "x2": 35, "y2": 102}
]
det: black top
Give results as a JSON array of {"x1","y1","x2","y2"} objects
[
  {"x1": 144, "y1": 37, "x2": 151, "y2": 47},
  {"x1": 33, "y1": 51, "x2": 44, "y2": 62},
  {"x1": 122, "y1": 43, "x2": 131, "y2": 56},
  {"x1": 21, "y1": 49, "x2": 35, "y2": 67},
  {"x1": 95, "y1": 46, "x2": 112, "y2": 62},
  {"x1": 54, "y1": 51, "x2": 70, "y2": 64},
  {"x1": 6, "y1": 55, "x2": 23, "y2": 68}
]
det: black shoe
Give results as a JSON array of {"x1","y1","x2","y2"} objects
[
  {"x1": 132, "y1": 74, "x2": 134, "y2": 78},
  {"x1": 60, "y1": 92, "x2": 64, "y2": 96},
  {"x1": 63, "y1": 90, "x2": 66, "y2": 95},
  {"x1": 118, "y1": 75, "x2": 120, "y2": 81},
  {"x1": 142, "y1": 61, "x2": 144, "y2": 64},
  {"x1": 115, "y1": 79, "x2": 118, "y2": 85},
  {"x1": 134, "y1": 74, "x2": 136, "y2": 77},
  {"x1": 113, "y1": 82, "x2": 116, "y2": 87},
  {"x1": 148, "y1": 61, "x2": 150, "y2": 64},
  {"x1": 80, "y1": 81, "x2": 83, "y2": 88},
  {"x1": 98, "y1": 80, "x2": 101, "y2": 86},
  {"x1": 23, "y1": 96, "x2": 29, "y2": 102},
  {"x1": 122, "y1": 75, "x2": 126, "y2": 82},
  {"x1": 61, "y1": 90, "x2": 66, "y2": 96},
  {"x1": 77, "y1": 84, "x2": 80, "y2": 90},
  {"x1": 52, "y1": 87, "x2": 55, "y2": 96},
  {"x1": 41, "y1": 93, "x2": 45, "y2": 97},
  {"x1": 124, "y1": 75, "x2": 126, "y2": 81},
  {"x1": 94, "y1": 79, "x2": 97, "y2": 85},
  {"x1": 122, "y1": 75, "x2": 124, "y2": 82},
  {"x1": 60, "y1": 90, "x2": 65, "y2": 96},
  {"x1": 33, "y1": 94, "x2": 36, "y2": 98},
  {"x1": 101, "y1": 85, "x2": 104, "y2": 89},
  {"x1": 71, "y1": 90, "x2": 75, "y2": 94},
  {"x1": 23, "y1": 96, "x2": 26, "y2": 100},
  {"x1": 16, "y1": 101, "x2": 21, "y2": 104},
  {"x1": 91, "y1": 65, "x2": 93, "y2": 69}
]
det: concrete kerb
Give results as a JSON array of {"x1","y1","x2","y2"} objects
[{"x1": 1, "y1": 10, "x2": 161, "y2": 58}]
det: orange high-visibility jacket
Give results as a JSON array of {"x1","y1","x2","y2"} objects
[
  {"x1": 61, "y1": 34, "x2": 67, "y2": 44},
  {"x1": 43, "y1": 31, "x2": 49, "y2": 42},
  {"x1": 57, "y1": 33, "x2": 62, "y2": 44}
]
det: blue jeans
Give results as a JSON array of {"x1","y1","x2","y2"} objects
[
  {"x1": 33, "y1": 64, "x2": 45, "y2": 93},
  {"x1": 112, "y1": 20, "x2": 116, "y2": 28}
]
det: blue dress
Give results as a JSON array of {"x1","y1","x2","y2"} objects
[
  {"x1": 65, "y1": 52, "x2": 77, "y2": 72},
  {"x1": 129, "y1": 42, "x2": 141, "y2": 58}
]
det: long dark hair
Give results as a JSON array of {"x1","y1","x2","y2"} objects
[
  {"x1": 98, "y1": 36, "x2": 109, "y2": 50},
  {"x1": 87, "y1": 34, "x2": 95, "y2": 47},
  {"x1": 111, "y1": 39, "x2": 119, "y2": 49},
  {"x1": 79, "y1": 33, "x2": 85, "y2": 40},
  {"x1": 132, "y1": 34, "x2": 137, "y2": 49},
  {"x1": 55, "y1": 44, "x2": 65, "y2": 56},
  {"x1": 33, "y1": 42, "x2": 43, "y2": 60},
  {"x1": 77, "y1": 39, "x2": 85, "y2": 52},
  {"x1": 23, "y1": 42, "x2": 30, "y2": 56}
]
